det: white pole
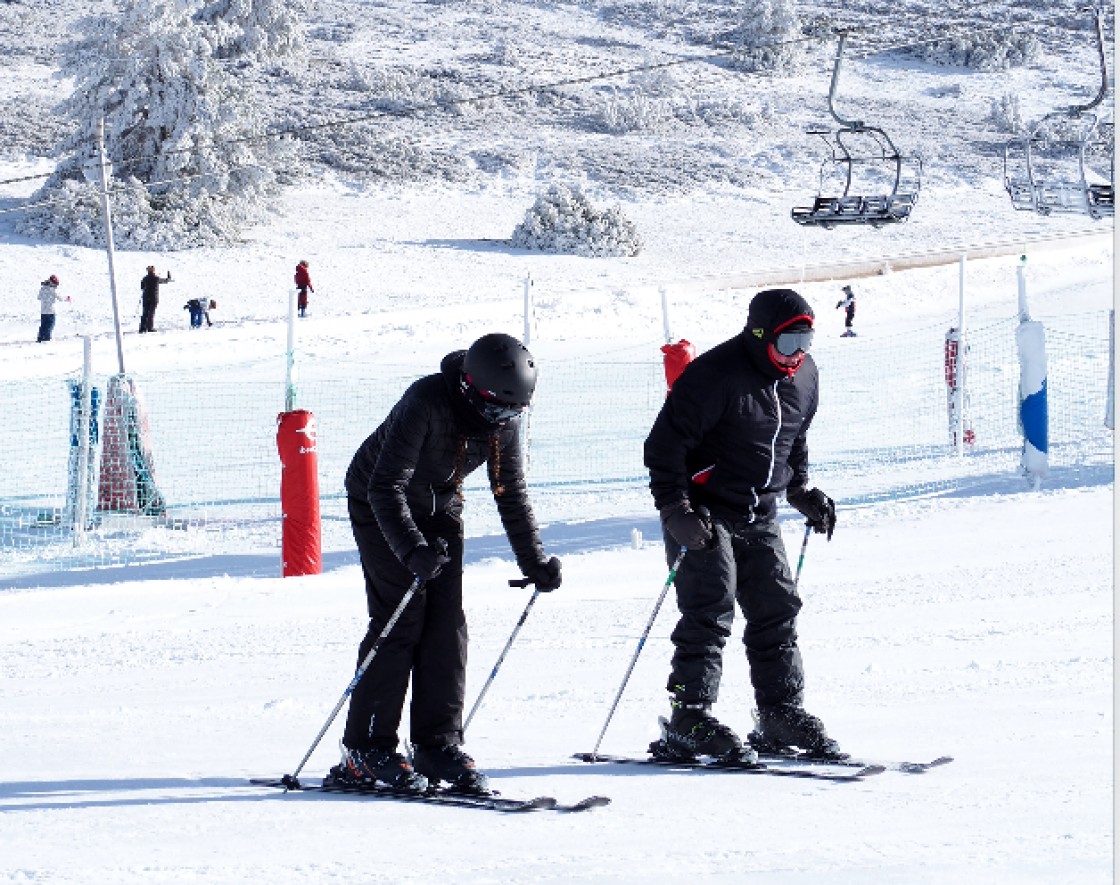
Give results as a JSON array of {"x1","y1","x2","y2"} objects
[
  {"x1": 74, "y1": 336, "x2": 93, "y2": 544},
  {"x1": 954, "y1": 255, "x2": 967, "y2": 456},
  {"x1": 522, "y1": 274, "x2": 532, "y2": 346},
  {"x1": 659, "y1": 286, "x2": 672, "y2": 344},
  {"x1": 1106, "y1": 309, "x2": 1114, "y2": 430},
  {"x1": 285, "y1": 287, "x2": 298, "y2": 412},
  {"x1": 97, "y1": 118, "x2": 125, "y2": 376},
  {"x1": 1016, "y1": 254, "x2": 1030, "y2": 322}
]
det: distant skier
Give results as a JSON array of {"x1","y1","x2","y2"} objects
[
  {"x1": 334, "y1": 332, "x2": 563, "y2": 794},
  {"x1": 36, "y1": 274, "x2": 70, "y2": 342},
  {"x1": 139, "y1": 266, "x2": 171, "y2": 333},
  {"x1": 836, "y1": 285, "x2": 856, "y2": 337},
  {"x1": 643, "y1": 288, "x2": 842, "y2": 763},
  {"x1": 184, "y1": 298, "x2": 216, "y2": 328},
  {"x1": 294, "y1": 260, "x2": 313, "y2": 317}
]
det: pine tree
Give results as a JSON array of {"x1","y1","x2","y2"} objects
[
  {"x1": 511, "y1": 184, "x2": 643, "y2": 257},
  {"x1": 17, "y1": 0, "x2": 291, "y2": 249}
]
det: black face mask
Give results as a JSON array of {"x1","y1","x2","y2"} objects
[{"x1": 459, "y1": 374, "x2": 527, "y2": 424}]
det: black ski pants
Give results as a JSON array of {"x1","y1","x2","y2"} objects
[
  {"x1": 342, "y1": 495, "x2": 468, "y2": 751},
  {"x1": 664, "y1": 517, "x2": 805, "y2": 711},
  {"x1": 139, "y1": 295, "x2": 158, "y2": 333}
]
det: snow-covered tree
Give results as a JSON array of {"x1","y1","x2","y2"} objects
[
  {"x1": 723, "y1": 0, "x2": 803, "y2": 74},
  {"x1": 511, "y1": 184, "x2": 643, "y2": 257},
  {"x1": 17, "y1": 0, "x2": 290, "y2": 249},
  {"x1": 196, "y1": 0, "x2": 305, "y2": 63},
  {"x1": 908, "y1": 33, "x2": 1040, "y2": 71}
]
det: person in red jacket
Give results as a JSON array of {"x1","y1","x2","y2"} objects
[{"x1": 294, "y1": 260, "x2": 313, "y2": 317}]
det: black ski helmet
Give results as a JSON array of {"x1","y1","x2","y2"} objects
[{"x1": 462, "y1": 333, "x2": 537, "y2": 406}]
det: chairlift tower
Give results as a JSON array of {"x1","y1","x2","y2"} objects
[{"x1": 791, "y1": 31, "x2": 923, "y2": 229}]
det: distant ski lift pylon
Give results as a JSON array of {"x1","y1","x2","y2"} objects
[
  {"x1": 792, "y1": 31, "x2": 922, "y2": 229},
  {"x1": 1003, "y1": 8, "x2": 1114, "y2": 220}
]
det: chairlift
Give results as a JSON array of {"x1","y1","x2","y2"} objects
[
  {"x1": 1003, "y1": 9, "x2": 1114, "y2": 220},
  {"x1": 792, "y1": 32, "x2": 922, "y2": 229}
]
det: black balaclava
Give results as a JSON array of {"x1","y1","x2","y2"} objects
[{"x1": 743, "y1": 288, "x2": 815, "y2": 379}]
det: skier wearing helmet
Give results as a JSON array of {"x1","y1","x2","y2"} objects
[
  {"x1": 335, "y1": 333, "x2": 562, "y2": 794},
  {"x1": 643, "y1": 288, "x2": 842, "y2": 764}
]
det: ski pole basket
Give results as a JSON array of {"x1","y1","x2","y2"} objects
[
  {"x1": 1003, "y1": 8, "x2": 1114, "y2": 221},
  {"x1": 792, "y1": 32, "x2": 922, "y2": 229}
]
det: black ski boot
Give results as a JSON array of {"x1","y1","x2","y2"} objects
[
  {"x1": 411, "y1": 744, "x2": 491, "y2": 794},
  {"x1": 749, "y1": 704, "x2": 847, "y2": 759},
  {"x1": 652, "y1": 701, "x2": 756, "y2": 763},
  {"x1": 331, "y1": 746, "x2": 429, "y2": 792}
]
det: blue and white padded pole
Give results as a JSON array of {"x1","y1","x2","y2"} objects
[{"x1": 1015, "y1": 256, "x2": 1049, "y2": 487}]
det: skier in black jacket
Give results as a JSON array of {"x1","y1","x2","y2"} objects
[
  {"x1": 139, "y1": 266, "x2": 171, "y2": 333},
  {"x1": 644, "y1": 288, "x2": 842, "y2": 762},
  {"x1": 334, "y1": 333, "x2": 562, "y2": 793}
]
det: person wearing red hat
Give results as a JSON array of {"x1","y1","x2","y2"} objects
[
  {"x1": 36, "y1": 274, "x2": 70, "y2": 342},
  {"x1": 644, "y1": 288, "x2": 841, "y2": 764}
]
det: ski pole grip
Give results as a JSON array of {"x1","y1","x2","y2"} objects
[{"x1": 508, "y1": 576, "x2": 533, "y2": 588}]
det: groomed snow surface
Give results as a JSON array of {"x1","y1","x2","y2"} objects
[{"x1": 0, "y1": 483, "x2": 1112, "y2": 883}]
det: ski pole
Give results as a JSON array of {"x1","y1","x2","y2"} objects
[
  {"x1": 463, "y1": 578, "x2": 540, "y2": 733},
  {"x1": 794, "y1": 522, "x2": 812, "y2": 587},
  {"x1": 282, "y1": 575, "x2": 424, "y2": 789},
  {"x1": 589, "y1": 548, "x2": 687, "y2": 759}
]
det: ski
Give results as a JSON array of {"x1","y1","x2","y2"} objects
[
  {"x1": 572, "y1": 752, "x2": 883, "y2": 781},
  {"x1": 754, "y1": 751, "x2": 953, "y2": 774},
  {"x1": 250, "y1": 777, "x2": 608, "y2": 813}
]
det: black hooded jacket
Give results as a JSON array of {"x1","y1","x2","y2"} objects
[
  {"x1": 344, "y1": 351, "x2": 545, "y2": 570},
  {"x1": 644, "y1": 289, "x2": 818, "y2": 524}
]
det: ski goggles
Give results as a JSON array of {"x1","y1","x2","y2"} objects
[{"x1": 774, "y1": 328, "x2": 814, "y2": 356}]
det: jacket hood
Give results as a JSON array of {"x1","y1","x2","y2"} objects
[{"x1": 742, "y1": 288, "x2": 815, "y2": 379}]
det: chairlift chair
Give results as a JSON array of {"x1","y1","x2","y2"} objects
[
  {"x1": 792, "y1": 32, "x2": 922, "y2": 229},
  {"x1": 1003, "y1": 9, "x2": 1114, "y2": 220}
]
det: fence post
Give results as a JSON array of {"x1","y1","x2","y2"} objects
[
  {"x1": 1106, "y1": 309, "x2": 1114, "y2": 431},
  {"x1": 954, "y1": 255, "x2": 967, "y2": 456},
  {"x1": 523, "y1": 274, "x2": 533, "y2": 347},
  {"x1": 659, "y1": 286, "x2": 672, "y2": 345},
  {"x1": 73, "y1": 337, "x2": 94, "y2": 543}
]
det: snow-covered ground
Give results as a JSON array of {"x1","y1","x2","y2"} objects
[
  {"x1": 0, "y1": 480, "x2": 1112, "y2": 883},
  {"x1": 0, "y1": 2, "x2": 1116, "y2": 882}
]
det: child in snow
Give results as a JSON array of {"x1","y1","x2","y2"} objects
[
  {"x1": 294, "y1": 260, "x2": 313, "y2": 317},
  {"x1": 836, "y1": 285, "x2": 856, "y2": 336},
  {"x1": 185, "y1": 298, "x2": 216, "y2": 328},
  {"x1": 36, "y1": 275, "x2": 70, "y2": 342}
]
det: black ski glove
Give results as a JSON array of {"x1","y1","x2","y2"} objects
[
  {"x1": 787, "y1": 487, "x2": 836, "y2": 541},
  {"x1": 660, "y1": 501, "x2": 713, "y2": 551},
  {"x1": 523, "y1": 556, "x2": 562, "y2": 591},
  {"x1": 405, "y1": 538, "x2": 451, "y2": 580}
]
